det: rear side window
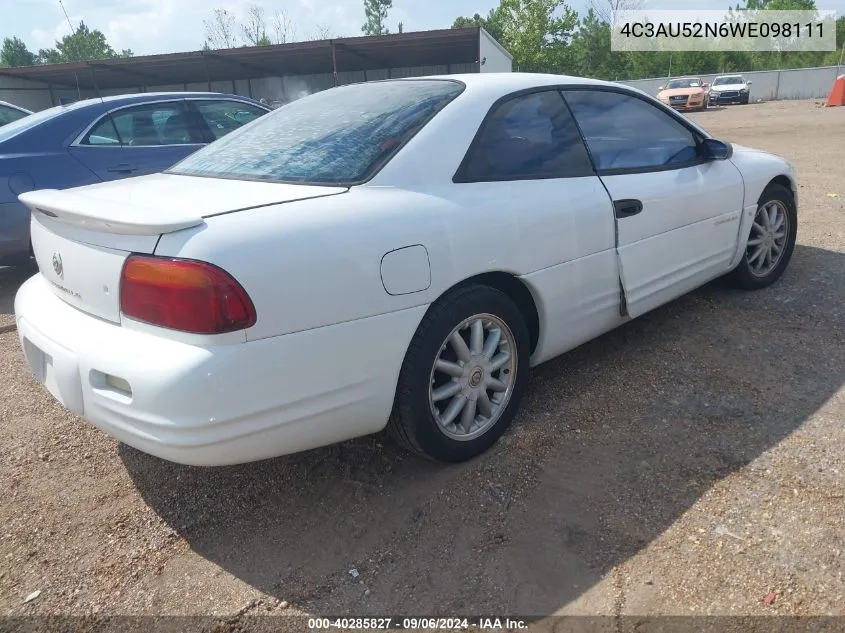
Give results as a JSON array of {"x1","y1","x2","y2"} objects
[
  {"x1": 168, "y1": 80, "x2": 464, "y2": 185},
  {"x1": 456, "y1": 90, "x2": 593, "y2": 182},
  {"x1": 82, "y1": 102, "x2": 200, "y2": 146},
  {"x1": 192, "y1": 100, "x2": 267, "y2": 140},
  {"x1": 84, "y1": 116, "x2": 121, "y2": 145},
  {"x1": 564, "y1": 90, "x2": 700, "y2": 172}
]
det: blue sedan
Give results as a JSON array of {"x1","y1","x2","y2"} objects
[{"x1": 0, "y1": 92, "x2": 269, "y2": 265}]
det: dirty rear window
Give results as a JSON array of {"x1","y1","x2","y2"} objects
[{"x1": 167, "y1": 80, "x2": 464, "y2": 185}]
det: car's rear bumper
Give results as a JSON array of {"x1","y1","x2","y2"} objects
[
  {"x1": 0, "y1": 201, "x2": 31, "y2": 266},
  {"x1": 15, "y1": 274, "x2": 425, "y2": 466}
]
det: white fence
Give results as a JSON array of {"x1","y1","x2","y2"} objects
[{"x1": 617, "y1": 65, "x2": 843, "y2": 101}]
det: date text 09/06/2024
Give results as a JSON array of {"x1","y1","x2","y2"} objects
[{"x1": 307, "y1": 617, "x2": 529, "y2": 630}]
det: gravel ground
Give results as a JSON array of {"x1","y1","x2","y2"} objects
[{"x1": 0, "y1": 100, "x2": 843, "y2": 628}]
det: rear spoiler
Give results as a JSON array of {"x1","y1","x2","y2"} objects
[{"x1": 19, "y1": 189, "x2": 204, "y2": 236}]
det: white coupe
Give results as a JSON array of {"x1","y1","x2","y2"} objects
[{"x1": 15, "y1": 74, "x2": 797, "y2": 466}]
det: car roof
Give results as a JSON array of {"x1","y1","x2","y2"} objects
[
  {"x1": 401, "y1": 72, "x2": 651, "y2": 101},
  {"x1": 420, "y1": 72, "x2": 622, "y2": 90},
  {"x1": 54, "y1": 91, "x2": 261, "y2": 110}
]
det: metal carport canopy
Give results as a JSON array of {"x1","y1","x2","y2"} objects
[{"x1": 0, "y1": 28, "x2": 482, "y2": 90}]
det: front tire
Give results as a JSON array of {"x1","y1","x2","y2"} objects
[
  {"x1": 388, "y1": 285, "x2": 530, "y2": 462},
  {"x1": 728, "y1": 183, "x2": 797, "y2": 290}
]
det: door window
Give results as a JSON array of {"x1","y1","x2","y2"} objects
[
  {"x1": 81, "y1": 102, "x2": 200, "y2": 146},
  {"x1": 456, "y1": 90, "x2": 594, "y2": 182},
  {"x1": 83, "y1": 116, "x2": 121, "y2": 145},
  {"x1": 564, "y1": 90, "x2": 701, "y2": 173},
  {"x1": 192, "y1": 100, "x2": 267, "y2": 140}
]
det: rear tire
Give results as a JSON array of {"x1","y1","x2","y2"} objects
[
  {"x1": 728, "y1": 183, "x2": 797, "y2": 290},
  {"x1": 388, "y1": 285, "x2": 530, "y2": 463}
]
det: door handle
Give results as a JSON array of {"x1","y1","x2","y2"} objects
[
  {"x1": 614, "y1": 199, "x2": 643, "y2": 218},
  {"x1": 108, "y1": 164, "x2": 138, "y2": 173}
]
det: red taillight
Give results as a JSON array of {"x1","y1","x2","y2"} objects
[{"x1": 120, "y1": 255, "x2": 256, "y2": 334}]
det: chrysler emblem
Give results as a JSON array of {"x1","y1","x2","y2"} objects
[{"x1": 52, "y1": 252, "x2": 63, "y2": 278}]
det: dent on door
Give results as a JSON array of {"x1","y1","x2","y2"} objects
[
  {"x1": 380, "y1": 245, "x2": 431, "y2": 296},
  {"x1": 608, "y1": 161, "x2": 745, "y2": 319}
]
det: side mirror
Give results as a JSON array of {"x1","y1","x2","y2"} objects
[
  {"x1": 701, "y1": 138, "x2": 733, "y2": 160},
  {"x1": 703, "y1": 82, "x2": 710, "y2": 88},
  {"x1": 746, "y1": 80, "x2": 753, "y2": 85},
  {"x1": 658, "y1": 85, "x2": 665, "y2": 91}
]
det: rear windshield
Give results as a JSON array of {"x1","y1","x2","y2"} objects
[
  {"x1": 168, "y1": 79, "x2": 464, "y2": 185},
  {"x1": 0, "y1": 101, "x2": 87, "y2": 144}
]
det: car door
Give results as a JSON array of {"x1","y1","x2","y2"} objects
[
  {"x1": 110, "y1": 100, "x2": 205, "y2": 176},
  {"x1": 451, "y1": 89, "x2": 622, "y2": 363},
  {"x1": 186, "y1": 99, "x2": 268, "y2": 142},
  {"x1": 71, "y1": 100, "x2": 206, "y2": 180},
  {"x1": 563, "y1": 88, "x2": 745, "y2": 318},
  {"x1": 67, "y1": 112, "x2": 128, "y2": 181}
]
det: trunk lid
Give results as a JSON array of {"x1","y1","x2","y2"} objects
[
  {"x1": 21, "y1": 174, "x2": 347, "y2": 323},
  {"x1": 20, "y1": 173, "x2": 347, "y2": 237}
]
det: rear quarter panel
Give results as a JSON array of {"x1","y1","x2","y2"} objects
[
  {"x1": 155, "y1": 187, "x2": 506, "y2": 341},
  {"x1": 155, "y1": 179, "x2": 614, "y2": 343}
]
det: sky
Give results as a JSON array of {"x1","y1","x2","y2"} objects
[{"x1": 0, "y1": 0, "x2": 770, "y2": 57}]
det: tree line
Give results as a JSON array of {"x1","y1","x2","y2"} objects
[
  {"x1": 453, "y1": 0, "x2": 845, "y2": 80},
  {"x1": 2, "y1": 0, "x2": 843, "y2": 82},
  {"x1": 1, "y1": 22, "x2": 131, "y2": 67}
]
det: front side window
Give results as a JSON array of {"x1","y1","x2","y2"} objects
[
  {"x1": 714, "y1": 76, "x2": 744, "y2": 86},
  {"x1": 456, "y1": 90, "x2": 593, "y2": 182},
  {"x1": 564, "y1": 90, "x2": 701, "y2": 172},
  {"x1": 83, "y1": 102, "x2": 199, "y2": 146},
  {"x1": 168, "y1": 80, "x2": 464, "y2": 185},
  {"x1": 192, "y1": 100, "x2": 267, "y2": 140}
]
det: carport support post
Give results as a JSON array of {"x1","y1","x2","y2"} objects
[
  {"x1": 247, "y1": 78, "x2": 253, "y2": 98},
  {"x1": 774, "y1": 70, "x2": 781, "y2": 101},
  {"x1": 47, "y1": 82, "x2": 56, "y2": 107},
  {"x1": 331, "y1": 41, "x2": 338, "y2": 86},
  {"x1": 88, "y1": 65, "x2": 101, "y2": 99},
  {"x1": 201, "y1": 54, "x2": 212, "y2": 91}
]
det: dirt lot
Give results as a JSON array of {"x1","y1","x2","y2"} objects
[{"x1": 1, "y1": 100, "x2": 844, "y2": 627}]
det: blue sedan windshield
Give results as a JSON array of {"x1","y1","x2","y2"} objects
[{"x1": 167, "y1": 80, "x2": 464, "y2": 185}]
